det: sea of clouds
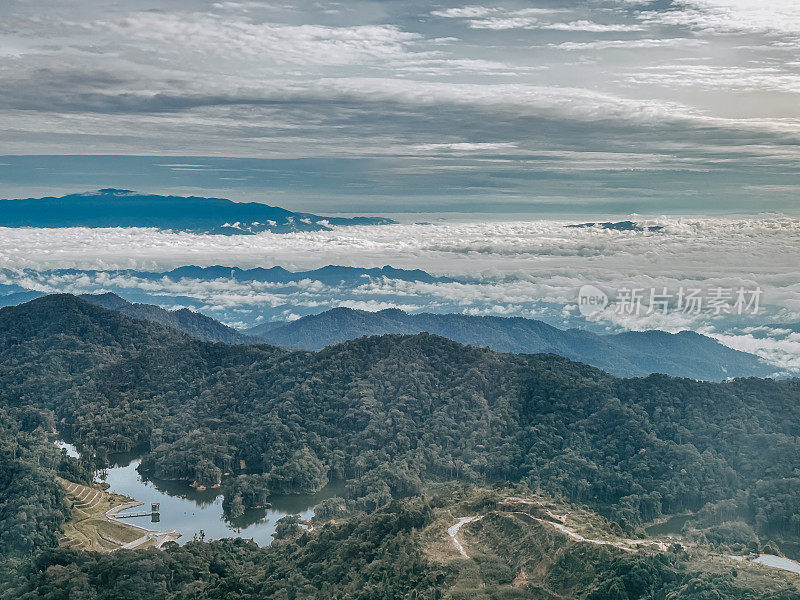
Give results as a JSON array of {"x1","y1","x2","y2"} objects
[{"x1": 1, "y1": 216, "x2": 798, "y2": 371}]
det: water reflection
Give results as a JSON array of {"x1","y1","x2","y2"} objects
[{"x1": 730, "y1": 554, "x2": 800, "y2": 574}]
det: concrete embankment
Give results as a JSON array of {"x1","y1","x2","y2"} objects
[{"x1": 104, "y1": 501, "x2": 181, "y2": 549}]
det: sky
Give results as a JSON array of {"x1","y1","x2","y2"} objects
[{"x1": 2, "y1": 0, "x2": 800, "y2": 214}]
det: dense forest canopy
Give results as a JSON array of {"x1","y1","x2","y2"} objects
[
  {"x1": 1, "y1": 294, "x2": 799, "y2": 547},
  {"x1": 0, "y1": 405, "x2": 91, "y2": 558}
]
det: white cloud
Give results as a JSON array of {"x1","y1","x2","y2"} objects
[
  {"x1": 431, "y1": 6, "x2": 643, "y2": 32},
  {"x1": 639, "y1": 0, "x2": 800, "y2": 37},
  {"x1": 1, "y1": 215, "x2": 798, "y2": 312},
  {"x1": 708, "y1": 331, "x2": 800, "y2": 372},
  {"x1": 430, "y1": 6, "x2": 498, "y2": 19},
  {"x1": 464, "y1": 16, "x2": 544, "y2": 30},
  {"x1": 92, "y1": 12, "x2": 423, "y2": 67},
  {"x1": 297, "y1": 77, "x2": 700, "y2": 124},
  {"x1": 430, "y1": 6, "x2": 561, "y2": 19},
  {"x1": 628, "y1": 64, "x2": 800, "y2": 94},
  {"x1": 411, "y1": 142, "x2": 519, "y2": 153},
  {"x1": 553, "y1": 38, "x2": 707, "y2": 51},
  {"x1": 539, "y1": 20, "x2": 644, "y2": 33}
]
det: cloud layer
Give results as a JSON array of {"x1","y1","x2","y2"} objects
[{"x1": 1, "y1": 218, "x2": 798, "y2": 369}]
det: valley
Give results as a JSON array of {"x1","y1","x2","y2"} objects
[
  {"x1": 5, "y1": 1, "x2": 800, "y2": 595},
  {"x1": 2, "y1": 294, "x2": 800, "y2": 599}
]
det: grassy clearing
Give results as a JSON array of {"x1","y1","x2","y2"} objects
[
  {"x1": 94, "y1": 518, "x2": 143, "y2": 544},
  {"x1": 422, "y1": 486, "x2": 800, "y2": 599}
]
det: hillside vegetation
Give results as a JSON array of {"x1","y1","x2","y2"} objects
[
  {"x1": 80, "y1": 292, "x2": 255, "y2": 344},
  {"x1": 0, "y1": 295, "x2": 799, "y2": 551},
  {"x1": 4, "y1": 488, "x2": 800, "y2": 600}
]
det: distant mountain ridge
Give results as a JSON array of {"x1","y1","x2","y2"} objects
[
  {"x1": 4, "y1": 264, "x2": 444, "y2": 285},
  {"x1": 154, "y1": 264, "x2": 444, "y2": 284},
  {"x1": 246, "y1": 307, "x2": 777, "y2": 380},
  {"x1": 21, "y1": 292, "x2": 778, "y2": 380},
  {"x1": 79, "y1": 292, "x2": 255, "y2": 344},
  {"x1": 0, "y1": 290, "x2": 44, "y2": 308},
  {"x1": 0, "y1": 188, "x2": 395, "y2": 234},
  {"x1": 566, "y1": 220, "x2": 663, "y2": 232},
  {"x1": 0, "y1": 264, "x2": 451, "y2": 325}
]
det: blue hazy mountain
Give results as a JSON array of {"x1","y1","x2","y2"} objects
[
  {"x1": 0, "y1": 290, "x2": 45, "y2": 308},
  {"x1": 0, "y1": 188, "x2": 396, "y2": 233},
  {"x1": 4, "y1": 264, "x2": 445, "y2": 287},
  {"x1": 0, "y1": 265, "x2": 450, "y2": 325},
  {"x1": 154, "y1": 265, "x2": 442, "y2": 284},
  {"x1": 246, "y1": 307, "x2": 776, "y2": 381},
  {"x1": 78, "y1": 292, "x2": 256, "y2": 344}
]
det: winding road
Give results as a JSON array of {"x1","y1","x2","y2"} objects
[{"x1": 448, "y1": 515, "x2": 483, "y2": 557}]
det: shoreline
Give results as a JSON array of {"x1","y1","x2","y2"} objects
[{"x1": 103, "y1": 500, "x2": 181, "y2": 549}]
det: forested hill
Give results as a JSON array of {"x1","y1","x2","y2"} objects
[
  {"x1": 1, "y1": 294, "x2": 800, "y2": 546},
  {"x1": 246, "y1": 306, "x2": 775, "y2": 380}
]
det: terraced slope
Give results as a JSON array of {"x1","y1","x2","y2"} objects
[
  {"x1": 57, "y1": 477, "x2": 143, "y2": 551},
  {"x1": 56, "y1": 477, "x2": 180, "y2": 551}
]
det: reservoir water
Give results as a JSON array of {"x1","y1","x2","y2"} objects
[
  {"x1": 751, "y1": 555, "x2": 800, "y2": 574},
  {"x1": 642, "y1": 511, "x2": 800, "y2": 576},
  {"x1": 55, "y1": 441, "x2": 345, "y2": 546}
]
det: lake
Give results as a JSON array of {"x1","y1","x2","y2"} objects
[{"x1": 54, "y1": 441, "x2": 345, "y2": 546}]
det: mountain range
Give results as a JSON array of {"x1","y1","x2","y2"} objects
[
  {"x1": 143, "y1": 264, "x2": 444, "y2": 284},
  {"x1": 2, "y1": 264, "x2": 444, "y2": 289},
  {"x1": 73, "y1": 292, "x2": 777, "y2": 380},
  {"x1": 246, "y1": 306, "x2": 776, "y2": 380},
  {"x1": 0, "y1": 264, "x2": 452, "y2": 325},
  {"x1": 1, "y1": 294, "x2": 799, "y2": 559},
  {"x1": 0, "y1": 188, "x2": 395, "y2": 234}
]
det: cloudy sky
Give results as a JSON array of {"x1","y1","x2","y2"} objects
[{"x1": 2, "y1": 0, "x2": 800, "y2": 213}]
